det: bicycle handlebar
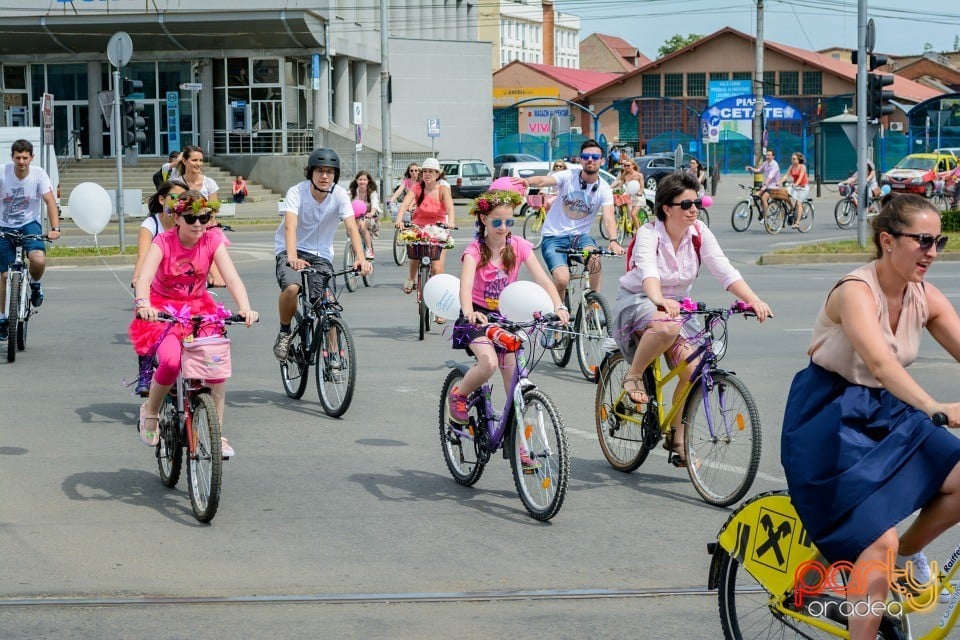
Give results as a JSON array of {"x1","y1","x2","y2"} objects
[
  {"x1": 555, "y1": 247, "x2": 619, "y2": 258},
  {"x1": 400, "y1": 222, "x2": 458, "y2": 230},
  {"x1": 933, "y1": 412, "x2": 948, "y2": 427},
  {"x1": 0, "y1": 231, "x2": 50, "y2": 243},
  {"x1": 656, "y1": 298, "x2": 758, "y2": 318},
  {"x1": 156, "y1": 312, "x2": 256, "y2": 324}
]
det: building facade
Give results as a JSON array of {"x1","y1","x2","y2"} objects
[
  {"x1": 579, "y1": 34, "x2": 651, "y2": 75},
  {"x1": 477, "y1": 0, "x2": 580, "y2": 71},
  {"x1": 0, "y1": 0, "x2": 491, "y2": 170}
]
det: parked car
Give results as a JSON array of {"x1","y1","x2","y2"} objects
[
  {"x1": 881, "y1": 153, "x2": 957, "y2": 197},
  {"x1": 439, "y1": 159, "x2": 493, "y2": 198},
  {"x1": 934, "y1": 147, "x2": 960, "y2": 160},
  {"x1": 503, "y1": 161, "x2": 653, "y2": 215},
  {"x1": 493, "y1": 153, "x2": 541, "y2": 174},
  {"x1": 632, "y1": 152, "x2": 704, "y2": 191}
]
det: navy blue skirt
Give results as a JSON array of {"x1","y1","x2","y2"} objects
[{"x1": 781, "y1": 362, "x2": 960, "y2": 563}]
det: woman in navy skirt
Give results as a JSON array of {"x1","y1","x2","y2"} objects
[{"x1": 782, "y1": 193, "x2": 960, "y2": 639}]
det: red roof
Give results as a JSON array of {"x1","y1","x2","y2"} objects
[
  {"x1": 594, "y1": 34, "x2": 652, "y2": 71},
  {"x1": 516, "y1": 62, "x2": 620, "y2": 93},
  {"x1": 579, "y1": 26, "x2": 943, "y2": 104}
]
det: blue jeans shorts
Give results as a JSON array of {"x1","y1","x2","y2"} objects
[
  {"x1": 540, "y1": 234, "x2": 599, "y2": 273},
  {"x1": 0, "y1": 221, "x2": 45, "y2": 272}
]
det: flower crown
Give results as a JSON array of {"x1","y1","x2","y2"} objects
[
  {"x1": 469, "y1": 189, "x2": 523, "y2": 216},
  {"x1": 172, "y1": 194, "x2": 221, "y2": 215}
]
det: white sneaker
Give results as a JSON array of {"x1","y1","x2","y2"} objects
[
  {"x1": 273, "y1": 331, "x2": 293, "y2": 361},
  {"x1": 221, "y1": 437, "x2": 235, "y2": 459},
  {"x1": 898, "y1": 551, "x2": 932, "y2": 585}
]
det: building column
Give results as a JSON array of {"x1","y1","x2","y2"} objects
[
  {"x1": 314, "y1": 53, "x2": 330, "y2": 133},
  {"x1": 198, "y1": 58, "x2": 214, "y2": 154},
  {"x1": 332, "y1": 55, "x2": 350, "y2": 127},
  {"x1": 458, "y1": 0, "x2": 471, "y2": 42},
  {"x1": 87, "y1": 61, "x2": 103, "y2": 157}
]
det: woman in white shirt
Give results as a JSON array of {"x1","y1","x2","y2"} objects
[
  {"x1": 348, "y1": 170, "x2": 383, "y2": 259},
  {"x1": 612, "y1": 172, "x2": 773, "y2": 466}
]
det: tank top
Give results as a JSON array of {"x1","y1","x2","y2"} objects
[
  {"x1": 410, "y1": 182, "x2": 448, "y2": 227},
  {"x1": 790, "y1": 165, "x2": 809, "y2": 187},
  {"x1": 808, "y1": 262, "x2": 927, "y2": 388}
]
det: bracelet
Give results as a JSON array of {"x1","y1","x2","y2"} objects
[
  {"x1": 134, "y1": 298, "x2": 148, "y2": 309},
  {"x1": 555, "y1": 304, "x2": 568, "y2": 312}
]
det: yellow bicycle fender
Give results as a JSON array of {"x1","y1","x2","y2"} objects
[{"x1": 716, "y1": 491, "x2": 823, "y2": 597}]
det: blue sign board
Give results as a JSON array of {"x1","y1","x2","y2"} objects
[
  {"x1": 708, "y1": 79, "x2": 753, "y2": 106},
  {"x1": 166, "y1": 91, "x2": 180, "y2": 151},
  {"x1": 311, "y1": 53, "x2": 320, "y2": 91},
  {"x1": 702, "y1": 95, "x2": 803, "y2": 122}
]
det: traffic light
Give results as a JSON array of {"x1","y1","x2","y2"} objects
[
  {"x1": 867, "y1": 74, "x2": 895, "y2": 120},
  {"x1": 850, "y1": 52, "x2": 889, "y2": 71},
  {"x1": 120, "y1": 78, "x2": 143, "y2": 98},
  {"x1": 121, "y1": 98, "x2": 146, "y2": 148}
]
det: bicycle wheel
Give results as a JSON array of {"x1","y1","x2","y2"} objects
[
  {"x1": 595, "y1": 351, "x2": 651, "y2": 472},
  {"x1": 156, "y1": 393, "x2": 182, "y2": 488},
  {"x1": 797, "y1": 202, "x2": 815, "y2": 233},
  {"x1": 16, "y1": 307, "x2": 28, "y2": 351},
  {"x1": 730, "y1": 201, "x2": 752, "y2": 232},
  {"x1": 362, "y1": 259, "x2": 373, "y2": 287},
  {"x1": 342, "y1": 241, "x2": 359, "y2": 292},
  {"x1": 575, "y1": 291, "x2": 612, "y2": 381},
  {"x1": 682, "y1": 372, "x2": 761, "y2": 507},
  {"x1": 6, "y1": 272, "x2": 21, "y2": 363},
  {"x1": 418, "y1": 266, "x2": 432, "y2": 341},
  {"x1": 698, "y1": 207, "x2": 711, "y2": 227},
  {"x1": 550, "y1": 291, "x2": 573, "y2": 367},
  {"x1": 187, "y1": 392, "x2": 222, "y2": 523},
  {"x1": 316, "y1": 316, "x2": 356, "y2": 417},
  {"x1": 931, "y1": 193, "x2": 951, "y2": 212},
  {"x1": 280, "y1": 311, "x2": 312, "y2": 399},
  {"x1": 834, "y1": 198, "x2": 856, "y2": 230},
  {"x1": 762, "y1": 201, "x2": 785, "y2": 235},
  {"x1": 392, "y1": 227, "x2": 407, "y2": 266},
  {"x1": 522, "y1": 210, "x2": 544, "y2": 250},
  {"x1": 511, "y1": 387, "x2": 568, "y2": 521},
  {"x1": 438, "y1": 369, "x2": 485, "y2": 486}
]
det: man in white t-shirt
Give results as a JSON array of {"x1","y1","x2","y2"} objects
[
  {"x1": 0, "y1": 139, "x2": 60, "y2": 339},
  {"x1": 521, "y1": 139, "x2": 623, "y2": 299},
  {"x1": 272, "y1": 148, "x2": 371, "y2": 361}
]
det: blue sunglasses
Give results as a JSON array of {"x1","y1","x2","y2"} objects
[{"x1": 490, "y1": 218, "x2": 515, "y2": 228}]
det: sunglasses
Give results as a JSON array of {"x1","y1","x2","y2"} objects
[
  {"x1": 580, "y1": 153, "x2": 603, "y2": 161},
  {"x1": 891, "y1": 231, "x2": 948, "y2": 252},
  {"x1": 669, "y1": 199, "x2": 703, "y2": 210},
  {"x1": 490, "y1": 218, "x2": 515, "y2": 228},
  {"x1": 180, "y1": 213, "x2": 212, "y2": 225}
]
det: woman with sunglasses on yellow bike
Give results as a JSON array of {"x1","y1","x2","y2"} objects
[
  {"x1": 611, "y1": 172, "x2": 772, "y2": 467},
  {"x1": 781, "y1": 193, "x2": 960, "y2": 640}
]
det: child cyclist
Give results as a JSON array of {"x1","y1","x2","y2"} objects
[
  {"x1": 448, "y1": 189, "x2": 570, "y2": 460},
  {"x1": 129, "y1": 191, "x2": 258, "y2": 458}
]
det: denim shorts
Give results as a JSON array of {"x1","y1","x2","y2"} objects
[
  {"x1": 540, "y1": 234, "x2": 599, "y2": 273},
  {"x1": 0, "y1": 221, "x2": 45, "y2": 271},
  {"x1": 275, "y1": 251, "x2": 334, "y2": 301}
]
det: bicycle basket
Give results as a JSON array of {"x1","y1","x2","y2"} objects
[
  {"x1": 525, "y1": 194, "x2": 543, "y2": 208},
  {"x1": 613, "y1": 193, "x2": 632, "y2": 207},
  {"x1": 406, "y1": 242, "x2": 444, "y2": 261},
  {"x1": 767, "y1": 187, "x2": 791, "y2": 201},
  {"x1": 181, "y1": 336, "x2": 232, "y2": 380},
  {"x1": 838, "y1": 183, "x2": 851, "y2": 197}
]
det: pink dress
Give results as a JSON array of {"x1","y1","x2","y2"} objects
[{"x1": 129, "y1": 228, "x2": 224, "y2": 355}]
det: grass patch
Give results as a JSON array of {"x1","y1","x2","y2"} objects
[
  {"x1": 47, "y1": 244, "x2": 139, "y2": 257},
  {"x1": 772, "y1": 237, "x2": 959, "y2": 255}
]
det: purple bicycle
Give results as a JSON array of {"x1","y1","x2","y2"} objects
[
  {"x1": 439, "y1": 313, "x2": 569, "y2": 521},
  {"x1": 594, "y1": 300, "x2": 762, "y2": 507}
]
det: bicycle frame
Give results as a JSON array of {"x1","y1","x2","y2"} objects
[{"x1": 296, "y1": 267, "x2": 348, "y2": 362}]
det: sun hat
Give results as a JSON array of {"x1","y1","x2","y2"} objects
[{"x1": 421, "y1": 157, "x2": 441, "y2": 172}]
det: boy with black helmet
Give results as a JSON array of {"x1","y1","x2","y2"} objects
[{"x1": 272, "y1": 147, "x2": 371, "y2": 361}]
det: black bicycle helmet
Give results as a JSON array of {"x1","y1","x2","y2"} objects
[{"x1": 306, "y1": 147, "x2": 341, "y2": 183}]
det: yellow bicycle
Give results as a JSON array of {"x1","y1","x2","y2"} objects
[
  {"x1": 521, "y1": 192, "x2": 548, "y2": 249},
  {"x1": 600, "y1": 191, "x2": 644, "y2": 244}
]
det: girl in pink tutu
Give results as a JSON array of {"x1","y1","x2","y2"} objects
[{"x1": 129, "y1": 191, "x2": 258, "y2": 457}]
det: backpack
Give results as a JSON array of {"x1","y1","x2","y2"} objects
[
  {"x1": 625, "y1": 220, "x2": 702, "y2": 274},
  {"x1": 152, "y1": 168, "x2": 164, "y2": 189}
]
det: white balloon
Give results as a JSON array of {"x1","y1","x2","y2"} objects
[
  {"x1": 499, "y1": 281, "x2": 553, "y2": 322},
  {"x1": 68, "y1": 182, "x2": 112, "y2": 235},
  {"x1": 625, "y1": 180, "x2": 641, "y2": 195},
  {"x1": 422, "y1": 273, "x2": 461, "y2": 318}
]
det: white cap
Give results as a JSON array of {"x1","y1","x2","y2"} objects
[{"x1": 422, "y1": 157, "x2": 441, "y2": 171}]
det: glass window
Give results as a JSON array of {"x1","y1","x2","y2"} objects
[
  {"x1": 802, "y1": 71, "x2": 822, "y2": 95},
  {"x1": 252, "y1": 59, "x2": 279, "y2": 84},
  {"x1": 709, "y1": 72, "x2": 729, "y2": 82},
  {"x1": 732, "y1": 71, "x2": 752, "y2": 81},
  {"x1": 641, "y1": 74, "x2": 660, "y2": 97},
  {"x1": 779, "y1": 71, "x2": 799, "y2": 95},
  {"x1": 3, "y1": 65, "x2": 26, "y2": 90},
  {"x1": 228, "y1": 58, "x2": 249, "y2": 87},
  {"x1": 686, "y1": 73, "x2": 706, "y2": 97},
  {"x1": 664, "y1": 73, "x2": 683, "y2": 97},
  {"x1": 36, "y1": 64, "x2": 88, "y2": 100},
  {"x1": 763, "y1": 71, "x2": 776, "y2": 94}
]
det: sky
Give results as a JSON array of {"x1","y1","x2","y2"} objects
[{"x1": 554, "y1": 0, "x2": 960, "y2": 58}]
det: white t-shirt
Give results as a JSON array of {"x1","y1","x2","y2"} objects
[
  {"x1": 0, "y1": 163, "x2": 53, "y2": 227},
  {"x1": 168, "y1": 168, "x2": 218, "y2": 199},
  {"x1": 274, "y1": 181, "x2": 352, "y2": 261},
  {"x1": 140, "y1": 215, "x2": 162, "y2": 237},
  {"x1": 541, "y1": 168, "x2": 613, "y2": 237}
]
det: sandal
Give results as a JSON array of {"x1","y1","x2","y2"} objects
[
  {"x1": 622, "y1": 374, "x2": 649, "y2": 405},
  {"x1": 402, "y1": 280, "x2": 414, "y2": 294},
  {"x1": 662, "y1": 428, "x2": 700, "y2": 469},
  {"x1": 138, "y1": 404, "x2": 160, "y2": 447},
  {"x1": 435, "y1": 316, "x2": 446, "y2": 325}
]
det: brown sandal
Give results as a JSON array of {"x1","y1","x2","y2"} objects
[
  {"x1": 663, "y1": 428, "x2": 700, "y2": 469},
  {"x1": 622, "y1": 375, "x2": 649, "y2": 405}
]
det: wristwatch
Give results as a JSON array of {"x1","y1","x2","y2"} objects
[
  {"x1": 51, "y1": 226, "x2": 60, "y2": 232},
  {"x1": 555, "y1": 304, "x2": 568, "y2": 312}
]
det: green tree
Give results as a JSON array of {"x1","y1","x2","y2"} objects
[
  {"x1": 923, "y1": 42, "x2": 933, "y2": 52},
  {"x1": 657, "y1": 33, "x2": 704, "y2": 58}
]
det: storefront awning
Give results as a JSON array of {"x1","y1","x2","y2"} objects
[{"x1": 0, "y1": 10, "x2": 325, "y2": 57}]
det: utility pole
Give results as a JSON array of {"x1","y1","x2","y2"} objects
[
  {"x1": 380, "y1": 0, "x2": 394, "y2": 203},
  {"x1": 752, "y1": 0, "x2": 765, "y2": 166},
  {"x1": 856, "y1": 1, "x2": 869, "y2": 247}
]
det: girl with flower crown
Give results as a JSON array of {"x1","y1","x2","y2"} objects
[
  {"x1": 446, "y1": 189, "x2": 570, "y2": 429},
  {"x1": 129, "y1": 190, "x2": 258, "y2": 457}
]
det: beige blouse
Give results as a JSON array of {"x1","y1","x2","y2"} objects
[{"x1": 809, "y1": 262, "x2": 927, "y2": 388}]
